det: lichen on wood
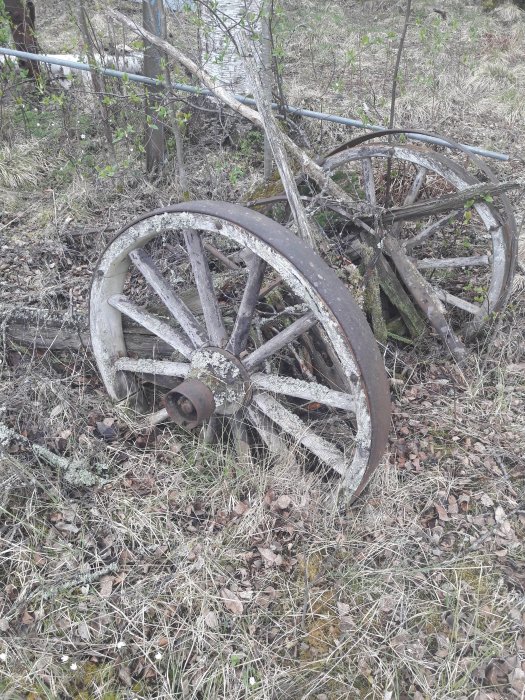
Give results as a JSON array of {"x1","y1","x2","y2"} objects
[
  {"x1": 0, "y1": 422, "x2": 109, "y2": 487},
  {"x1": 361, "y1": 244, "x2": 388, "y2": 345}
]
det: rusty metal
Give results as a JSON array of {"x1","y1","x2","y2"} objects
[{"x1": 165, "y1": 378, "x2": 215, "y2": 428}]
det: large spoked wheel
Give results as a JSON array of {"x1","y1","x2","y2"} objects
[
  {"x1": 322, "y1": 142, "x2": 517, "y2": 339},
  {"x1": 90, "y1": 201, "x2": 390, "y2": 499}
]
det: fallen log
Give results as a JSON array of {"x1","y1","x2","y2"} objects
[{"x1": 3, "y1": 307, "x2": 174, "y2": 357}]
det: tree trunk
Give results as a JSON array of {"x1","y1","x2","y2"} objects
[
  {"x1": 4, "y1": 0, "x2": 41, "y2": 79},
  {"x1": 199, "y1": 0, "x2": 262, "y2": 93},
  {"x1": 142, "y1": 0, "x2": 167, "y2": 173}
]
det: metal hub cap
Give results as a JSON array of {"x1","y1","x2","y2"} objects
[{"x1": 165, "y1": 347, "x2": 251, "y2": 428}]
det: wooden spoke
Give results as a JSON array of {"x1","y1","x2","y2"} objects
[
  {"x1": 259, "y1": 276, "x2": 282, "y2": 300},
  {"x1": 250, "y1": 373, "x2": 355, "y2": 411},
  {"x1": 183, "y1": 228, "x2": 228, "y2": 347},
  {"x1": 416, "y1": 255, "x2": 490, "y2": 270},
  {"x1": 406, "y1": 166, "x2": 427, "y2": 205},
  {"x1": 252, "y1": 392, "x2": 347, "y2": 476},
  {"x1": 129, "y1": 248, "x2": 207, "y2": 348},
  {"x1": 108, "y1": 295, "x2": 193, "y2": 358},
  {"x1": 114, "y1": 357, "x2": 190, "y2": 376},
  {"x1": 404, "y1": 211, "x2": 461, "y2": 252},
  {"x1": 227, "y1": 257, "x2": 267, "y2": 356},
  {"x1": 243, "y1": 312, "x2": 317, "y2": 371},
  {"x1": 390, "y1": 166, "x2": 428, "y2": 238},
  {"x1": 361, "y1": 158, "x2": 376, "y2": 206},
  {"x1": 246, "y1": 406, "x2": 297, "y2": 465},
  {"x1": 433, "y1": 289, "x2": 481, "y2": 315},
  {"x1": 203, "y1": 241, "x2": 240, "y2": 271},
  {"x1": 231, "y1": 415, "x2": 252, "y2": 465}
]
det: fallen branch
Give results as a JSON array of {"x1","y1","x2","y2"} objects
[
  {"x1": 0, "y1": 421, "x2": 108, "y2": 486},
  {"x1": 238, "y1": 31, "x2": 320, "y2": 251}
]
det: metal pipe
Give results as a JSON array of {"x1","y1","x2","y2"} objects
[{"x1": 0, "y1": 46, "x2": 509, "y2": 161}]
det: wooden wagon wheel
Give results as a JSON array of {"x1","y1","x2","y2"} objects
[
  {"x1": 90, "y1": 201, "x2": 390, "y2": 499},
  {"x1": 250, "y1": 132, "x2": 517, "y2": 359},
  {"x1": 320, "y1": 139, "x2": 517, "y2": 342}
]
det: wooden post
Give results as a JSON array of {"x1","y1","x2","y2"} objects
[{"x1": 142, "y1": 0, "x2": 166, "y2": 173}]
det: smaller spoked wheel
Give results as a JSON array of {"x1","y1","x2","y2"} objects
[
  {"x1": 321, "y1": 141, "x2": 517, "y2": 338},
  {"x1": 90, "y1": 202, "x2": 390, "y2": 499}
]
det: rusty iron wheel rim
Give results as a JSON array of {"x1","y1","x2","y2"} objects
[{"x1": 90, "y1": 201, "x2": 391, "y2": 499}]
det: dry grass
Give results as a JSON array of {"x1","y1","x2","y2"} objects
[
  {"x1": 1, "y1": 321, "x2": 524, "y2": 698},
  {"x1": 1, "y1": 1, "x2": 524, "y2": 699},
  {"x1": 0, "y1": 140, "x2": 49, "y2": 189}
]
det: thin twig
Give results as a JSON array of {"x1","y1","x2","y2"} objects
[{"x1": 385, "y1": 0, "x2": 412, "y2": 207}]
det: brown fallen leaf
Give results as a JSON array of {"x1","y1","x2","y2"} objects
[
  {"x1": 257, "y1": 547, "x2": 283, "y2": 566},
  {"x1": 484, "y1": 657, "x2": 511, "y2": 687},
  {"x1": 118, "y1": 665, "x2": 133, "y2": 687},
  {"x1": 254, "y1": 586, "x2": 277, "y2": 609},
  {"x1": 275, "y1": 495, "x2": 292, "y2": 510},
  {"x1": 96, "y1": 420, "x2": 118, "y2": 442},
  {"x1": 203, "y1": 610, "x2": 219, "y2": 630},
  {"x1": 263, "y1": 489, "x2": 275, "y2": 506},
  {"x1": 233, "y1": 501, "x2": 249, "y2": 515},
  {"x1": 434, "y1": 503, "x2": 449, "y2": 521},
  {"x1": 21, "y1": 610, "x2": 34, "y2": 625},
  {"x1": 509, "y1": 667, "x2": 525, "y2": 694},
  {"x1": 143, "y1": 664, "x2": 158, "y2": 679},
  {"x1": 54, "y1": 522, "x2": 80, "y2": 535},
  {"x1": 77, "y1": 621, "x2": 90, "y2": 642},
  {"x1": 220, "y1": 587, "x2": 243, "y2": 615}
]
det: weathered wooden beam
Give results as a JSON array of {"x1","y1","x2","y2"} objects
[
  {"x1": 381, "y1": 181, "x2": 517, "y2": 225},
  {"x1": 238, "y1": 30, "x2": 320, "y2": 251},
  {"x1": 3, "y1": 308, "x2": 174, "y2": 357}
]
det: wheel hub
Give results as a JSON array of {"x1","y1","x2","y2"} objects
[{"x1": 164, "y1": 347, "x2": 251, "y2": 428}]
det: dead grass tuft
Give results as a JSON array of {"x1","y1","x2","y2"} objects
[
  {"x1": 492, "y1": 1, "x2": 525, "y2": 24},
  {"x1": 0, "y1": 140, "x2": 48, "y2": 189}
]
